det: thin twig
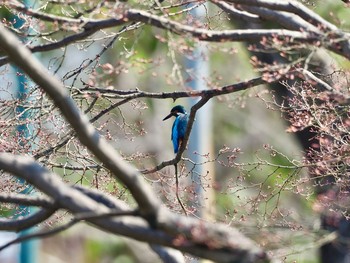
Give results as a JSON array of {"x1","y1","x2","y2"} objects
[
  {"x1": 0, "y1": 209, "x2": 138, "y2": 252},
  {"x1": 174, "y1": 164, "x2": 187, "y2": 216}
]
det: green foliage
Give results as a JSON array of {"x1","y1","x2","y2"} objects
[{"x1": 85, "y1": 238, "x2": 134, "y2": 263}]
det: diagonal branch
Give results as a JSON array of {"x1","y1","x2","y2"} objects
[
  {"x1": 0, "y1": 23, "x2": 160, "y2": 222},
  {"x1": 0, "y1": 193, "x2": 54, "y2": 208},
  {"x1": 0, "y1": 209, "x2": 137, "y2": 252},
  {"x1": 0, "y1": 153, "x2": 269, "y2": 262},
  {"x1": 226, "y1": 0, "x2": 338, "y2": 31},
  {"x1": 142, "y1": 77, "x2": 268, "y2": 174},
  {"x1": 0, "y1": 208, "x2": 56, "y2": 232},
  {"x1": 211, "y1": 0, "x2": 261, "y2": 23}
]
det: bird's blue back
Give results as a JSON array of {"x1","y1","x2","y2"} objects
[{"x1": 171, "y1": 113, "x2": 188, "y2": 153}]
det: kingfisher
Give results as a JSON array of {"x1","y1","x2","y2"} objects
[{"x1": 163, "y1": 105, "x2": 189, "y2": 153}]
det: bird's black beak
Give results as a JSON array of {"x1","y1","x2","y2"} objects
[{"x1": 163, "y1": 113, "x2": 173, "y2": 121}]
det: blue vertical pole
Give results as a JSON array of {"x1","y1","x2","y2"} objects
[
  {"x1": 187, "y1": 3, "x2": 214, "y2": 218},
  {"x1": 16, "y1": 70, "x2": 38, "y2": 263},
  {"x1": 12, "y1": 1, "x2": 39, "y2": 262}
]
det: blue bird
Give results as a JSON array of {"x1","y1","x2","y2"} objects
[{"x1": 163, "y1": 105, "x2": 188, "y2": 153}]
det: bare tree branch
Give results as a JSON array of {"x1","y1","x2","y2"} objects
[
  {"x1": 0, "y1": 153, "x2": 268, "y2": 262},
  {"x1": 0, "y1": 208, "x2": 55, "y2": 232},
  {"x1": 81, "y1": 76, "x2": 266, "y2": 101},
  {"x1": 1, "y1": 1, "x2": 348, "y2": 69},
  {"x1": 0, "y1": 23, "x2": 161, "y2": 222},
  {"x1": 150, "y1": 244, "x2": 185, "y2": 263},
  {"x1": 0, "y1": 217, "x2": 78, "y2": 251},
  {"x1": 238, "y1": 5, "x2": 320, "y2": 32},
  {"x1": 211, "y1": 0, "x2": 261, "y2": 23},
  {"x1": 0, "y1": 193, "x2": 54, "y2": 208},
  {"x1": 226, "y1": 0, "x2": 339, "y2": 31},
  {"x1": 5, "y1": 1, "x2": 82, "y2": 24},
  {"x1": 141, "y1": 77, "x2": 270, "y2": 174}
]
